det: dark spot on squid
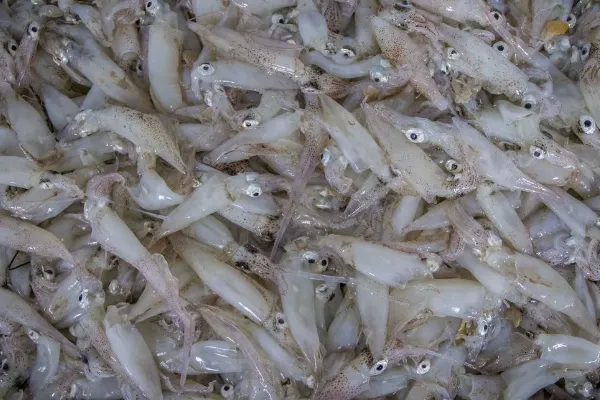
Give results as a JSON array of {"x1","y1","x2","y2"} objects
[
  {"x1": 235, "y1": 261, "x2": 250, "y2": 271},
  {"x1": 311, "y1": 66, "x2": 325, "y2": 75},
  {"x1": 361, "y1": 348, "x2": 374, "y2": 366},
  {"x1": 244, "y1": 244, "x2": 259, "y2": 254},
  {"x1": 15, "y1": 376, "x2": 27, "y2": 390}
]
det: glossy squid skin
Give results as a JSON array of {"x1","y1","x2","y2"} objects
[{"x1": 3, "y1": 0, "x2": 600, "y2": 399}]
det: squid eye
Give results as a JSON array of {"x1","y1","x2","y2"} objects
[
  {"x1": 477, "y1": 319, "x2": 489, "y2": 335},
  {"x1": 340, "y1": 46, "x2": 356, "y2": 58},
  {"x1": 43, "y1": 267, "x2": 55, "y2": 280},
  {"x1": 370, "y1": 359, "x2": 388, "y2": 376},
  {"x1": 491, "y1": 11, "x2": 503, "y2": 21},
  {"x1": 245, "y1": 183, "x2": 262, "y2": 197},
  {"x1": 580, "y1": 115, "x2": 596, "y2": 134},
  {"x1": 78, "y1": 293, "x2": 83, "y2": 302},
  {"x1": 275, "y1": 312, "x2": 287, "y2": 329},
  {"x1": 405, "y1": 128, "x2": 425, "y2": 143},
  {"x1": 416, "y1": 359, "x2": 431, "y2": 374},
  {"x1": 28, "y1": 22, "x2": 40, "y2": 36},
  {"x1": 444, "y1": 159, "x2": 461, "y2": 172},
  {"x1": 493, "y1": 41, "x2": 511, "y2": 58},
  {"x1": 521, "y1": 95, "x2": 536, "y2": 110},
  {"x1": 6, "y1": 41, "x2": 17, "y2": 56},
  {"x1": 303, "y1": 250, "x2": 318, "y2": 264},
  {"x1": 440, "y1": 61, "x2": 451, "y2": 74},
  {"x1": 271, "y1": 14, "x2": 284, "y2": 24},
  {"x1": 242, "y1": 119, "x2": 258, "y2": 129},
  {"x1": 301, "y1": 83, "x2": 319, "y2": 93},
  {"x1": 581, "y1": 43, "x2": 591, "y2": 60},
  {"x1": 446, "y1": 47, "x2": 459, "y2": 60},
  {"x1": 198, "y1": 62, "x2": 214, "y2": 76},
  {"x1": 370, "y1": 71, "x2": 383, "y2": 83},
  {"x1": 220, "y1": 384, "x2": 234, "y2": 398},
  {"x1": 529, "y1": 146, "x2": 545, "y2": 159},
  {"x1": 525, "y1": 330, "x2": 535, "y2": 339},
  {"x1": 566, "y1": 13, "x2": 576, "y2": 28}
]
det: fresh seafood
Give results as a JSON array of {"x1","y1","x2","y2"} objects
[{"x1": 1, "y1": 0, "x2": 600, "y2": 399}]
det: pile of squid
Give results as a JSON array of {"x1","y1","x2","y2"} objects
[{"x1": 7, "y1": 0, "x2": 600, "y2": 398}]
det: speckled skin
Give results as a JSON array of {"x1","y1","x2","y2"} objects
[
  {"x1": 0, "y1": 288, "x2": 80, "y2": 357},
  {"x1": 76, "y1": 106, "x2": 187, "y2": 174},
  {"x1": 195, "y1": 24, "x2": 347, "y2": 97},
  {"x1": 438, "y1": 23, "x2": 530, "y2": 100},
  {"x1": 41, "y1": 32, "x2": 154, "y2": 113},
  {"x1": 580, "y1": 43, "x2": 600, "y2": 127},
  {"x1": 0, "y1": 215, "x2": 75, "y2": 263},
  {"x1": 218, "y1": 205, "x2": 279, "y2": 242},
  {"x1": 371, "y1": 16, "x2": 448, "y2": 110},
  {"x1": 271, "y1": 95, "x2": 328, "y2": 257},
  {"x1": 313, "y1": 349, "x2": 379, "y2": 400},
  {"x1": 200, "y1": 305, "x2": 285, "y2": 400},
  {"x1": 14, "y1": 21, "x2": 39, "y2": 89},
  {"x1": 84, "y1": 173, "x2": 194, "y2": 387},
  {"x1": 0, "y1": 329, "x2": 34, "y2": 398},
  {"x1": 74, "y1": 308, "x2": 123, "y2": 377}
]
